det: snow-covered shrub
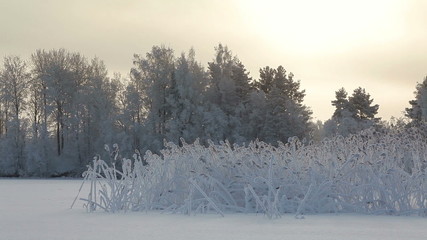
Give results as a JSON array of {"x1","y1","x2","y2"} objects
[{"x1": 74, "y1": 128, "x2": 427, "y2": 217}]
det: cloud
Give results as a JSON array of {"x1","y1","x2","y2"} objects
[{"x1": 1, "y1": 0, "x2": 426, "y2": 120}]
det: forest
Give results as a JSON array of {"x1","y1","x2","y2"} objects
[{"x1": 0, "y1": 44, "x2": 426, "y2": 177}]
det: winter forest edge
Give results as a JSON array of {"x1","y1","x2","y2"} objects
[{"x1": 0, "y1": 44, "x2": 426, "y2": 181}]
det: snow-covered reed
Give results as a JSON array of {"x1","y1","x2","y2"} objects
[{"x1": 74, "y1": 128, "x2": 427, "y2": 218}]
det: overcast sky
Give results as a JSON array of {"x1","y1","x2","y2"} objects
[{"x1": 1, "y1": 0, "x2": 426, "y2": 121}]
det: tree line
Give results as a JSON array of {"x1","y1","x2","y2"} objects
[{"x1": 0, "y1": 45, "x2": 425, "y2": 177}]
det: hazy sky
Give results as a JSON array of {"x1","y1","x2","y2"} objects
[{"x1": 1, "y1": 0, "x2": 426, "y2": 121}]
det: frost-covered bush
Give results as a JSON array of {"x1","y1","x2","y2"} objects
[{"x1": 74, "y1": 128, "x2": 427, "y2": 217}]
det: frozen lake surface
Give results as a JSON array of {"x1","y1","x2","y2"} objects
[{"x1": 0, "y1": 179, "x2": 426, "y2": 240}]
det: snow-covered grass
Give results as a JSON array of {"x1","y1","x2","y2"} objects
[
  {"x1": 0, "y1": 179, "x2": 426, "y2": 240},
  {"x1": 78, "y1": 128, "x2": 427, "y2": 217}
]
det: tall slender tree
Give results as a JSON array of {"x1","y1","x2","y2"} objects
[
  {"x1": 166, "y1": 50, "x2": 207, "y2": 144},
  {"x1": 206, "y1": 44, "x2": 253, "y2": 143},
  {"x1": 0, "y1": 56, "x2": 30, "y2": 175},
  {"x1": 331, "y1": 88, "x2": 349, "y2": 118},
  {"x1": 131, "y1": 46, "x2": 175, "y2": 151}
]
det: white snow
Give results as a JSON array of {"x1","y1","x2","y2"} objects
[{"x1": 0, "y1": 179, "x2": 426, "y2": 240}]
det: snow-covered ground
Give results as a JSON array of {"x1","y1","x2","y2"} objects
[{"x1": 0, "y1": 179, "x2": 426, "y2": 240}]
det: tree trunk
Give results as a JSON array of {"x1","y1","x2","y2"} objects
[{"x1": 57, "y1": 118, "x2": 61, "y2": 156}]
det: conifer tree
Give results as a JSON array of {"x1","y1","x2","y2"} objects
[
  {"x1": 257, "y1": 66, "x2": 312, "y2": 143},
  {"x1": 406, "y1": 76, "x2": 427, "y2": 124},
  {"x1": 331, "y1": 88, "x2": 349, "y2": 118},
  {"x1": 349, "y1": 87, "x2": 379, "y2": 121},
  {"x1": 256, "y1": 66, "x2": 275, "y2": 94},
  {"x1": 325, "y1": 87, "x2": 379, "y2": 137}
]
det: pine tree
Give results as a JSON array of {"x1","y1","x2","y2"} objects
[
  {"x1": 349, "y1": 87, "x2": 379, "y2": 121},
  {"x1": 256, "y1": 66, "x2": 275, "y2": 94},
  {"x1": 406, "y1": 76, "x2": 427, "y2": 124},
  {"x1": 262, "y1": 85, "x2": 288, "y2": 143},
  {"x1": 257, "y1": 66, "x2": 312, "y2": 143},
  {"x1": 325, "y1": 87, "x2": 379, "y2": 137},
  {"x1": 331, "y1": 88, "x2": 349, "y2": 118},
  {"x1": 246, "y1": 90, "x2": 267, "y2": 140},
  {"x1": 232, "y1": 61, "x2": 252, "y2": 103}
]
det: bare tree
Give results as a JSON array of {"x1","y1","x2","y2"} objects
[{"x1": 0, "y1": 56, "x2": 30, "y2": 174}]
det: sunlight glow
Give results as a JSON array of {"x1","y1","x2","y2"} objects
[{"x1": 237, "y1": 0, "x2": 405, "y2": 54}]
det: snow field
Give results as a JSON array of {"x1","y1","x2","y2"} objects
[{"x1": 1, "y1": 179, "x2": 426, "y2": 240}]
